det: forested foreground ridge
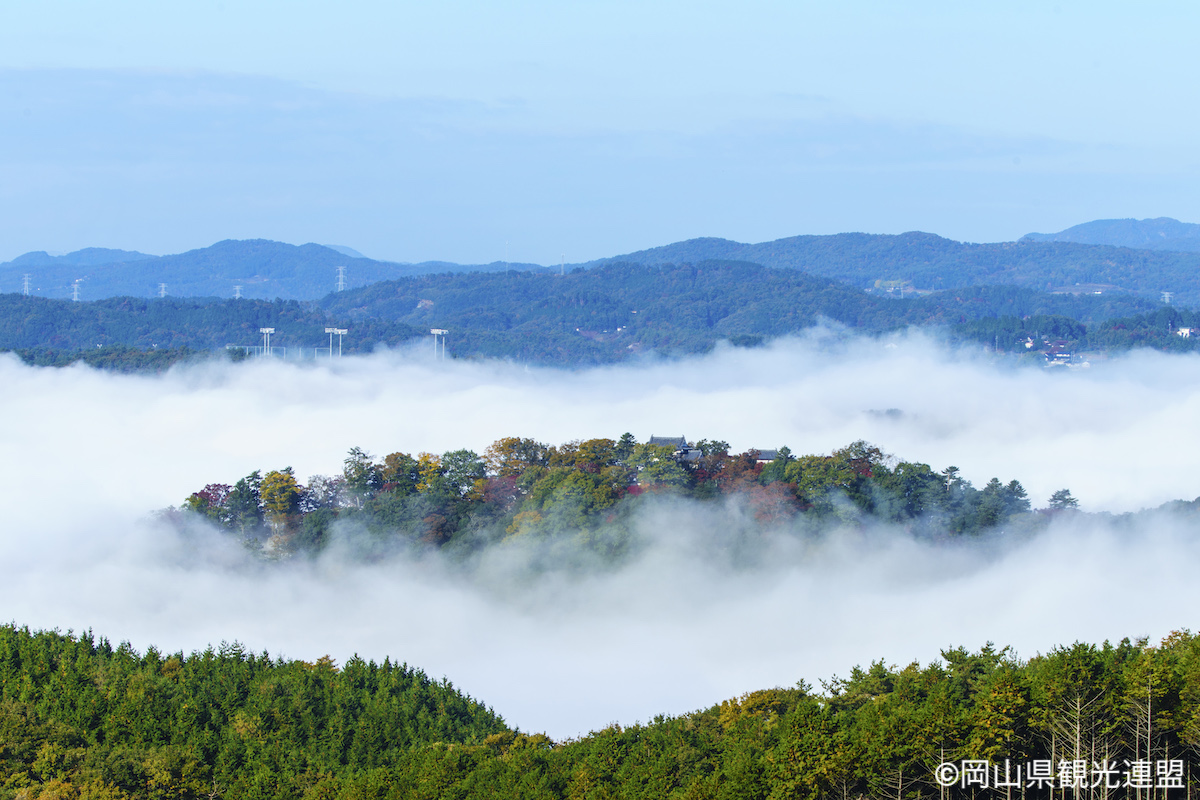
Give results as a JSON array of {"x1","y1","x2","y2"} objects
[
  {"x1": 169, "y1": 434, "x2": 1106, "y2": 563},
  {"x1": 5, "y1": 623, "x2": 1200, "y2": 800}
]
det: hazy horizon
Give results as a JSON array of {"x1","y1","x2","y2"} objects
[
  {"x1": 2, "y1": 2, "x2": 1198, "y2": 264},
  {"x1": 5, "y1": 216, "x2": 1199, "y2": 269}
]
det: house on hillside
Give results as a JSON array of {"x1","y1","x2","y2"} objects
[
  {"x1": 648, "y1": 435, "x2": 702, "y2": 463},
  {"x1": 648, "y1": 436, "x2": 788, "y2": 464}
]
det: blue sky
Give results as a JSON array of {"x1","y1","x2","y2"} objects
[{"x1": 1, "y1": 0, "x2": 1197, "y2": 263}]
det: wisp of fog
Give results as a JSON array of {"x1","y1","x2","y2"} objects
[{"x1": 2, "y1": 331, "x2": 1199, "y2": 738}]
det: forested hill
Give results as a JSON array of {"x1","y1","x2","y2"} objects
[
  {"x1": 4, "y1": 622, "x2": 1200, "y2": 800},
  {"x1": 0, "y1": 260, "x2": 1178, "y2": 367},
  {"x1": 0, "y1": 624, "x2": 512, "y2": 800},
  {"x1": 589, "y1": 232, "x2": 1200, "y2": 304},
  {"x1": 0, "y1": 239, "x2": 549, "y2": 302},
  {"x1": 175, "y1": 434, "x2": 1050, "y2": 561},
  {"x1": 318, "y1": 259, "x2": 1163, "y2": 361}
]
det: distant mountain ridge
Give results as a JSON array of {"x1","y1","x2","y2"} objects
[
  {"x1": 8, "y1": 218, "x2": 1200, "y2": 304},
  {"x1": 1022, "y1": 217, "x2": 1200, "y2": 252},
  {"x1": 8, "y1": 247, "x2": 156, "y2": 268},
  {"x1": 322, "y1": 244, "x2": 367, "y2": 258},
  {"x1": 590, "y1": 231, "x2": 1200, "y2": 304},
  {"x1": 0, "y1": 239, "x2": 549, "y2": 301}
]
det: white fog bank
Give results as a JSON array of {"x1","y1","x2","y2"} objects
[{"x1": 2, "y1": 333, "x2": 1199, "y2": 738}]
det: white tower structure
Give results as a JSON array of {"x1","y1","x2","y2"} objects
[
  {"x1": 158, "y1": 283, "x2": 167, "y2": 298},
  {"x1": 259, "y1": 327, "x2": 275, "y2": 356},
  {"x1": 22, "y1": 274, "x2": 31, "y2": 296},
  {"x1": 325, "y1": 327, "x2": 347, "y2": 358},
  {"x1": 431, "y1": 329, "x2": 448, "y2": 360},
  {"x1": 233, "y1": 285, "x2": 243, "y2": 299},
  {"x1": 336, "y1": 266, "x2": 346, "y2": 292},
  {"x1": 72, "y1": 279, "x2": 82, "y2": 302}
]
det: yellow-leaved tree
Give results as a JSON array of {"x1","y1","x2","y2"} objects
[{"x1": 260, "y1": 468, "x2": 301, "y2": 533}]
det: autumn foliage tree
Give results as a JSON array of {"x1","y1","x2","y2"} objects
[{"x1": 178, "y1": 433, "x2": 1041, "y2": 558}]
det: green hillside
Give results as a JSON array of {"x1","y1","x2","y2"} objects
[
  {"x1": 4, "y1": 623, "x2": 1198, "y2": 800},
  {"x1": 0, "y1": 625, "x2": 508, "y2": 800}
]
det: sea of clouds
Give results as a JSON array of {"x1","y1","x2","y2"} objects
[{"x1": 3, "y1": 331, "x2": 1199, "y2": 738}]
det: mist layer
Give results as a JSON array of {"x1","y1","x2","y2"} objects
[{"x1": 2, "y1": 333, "x2": 1198, "y2": 737}]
